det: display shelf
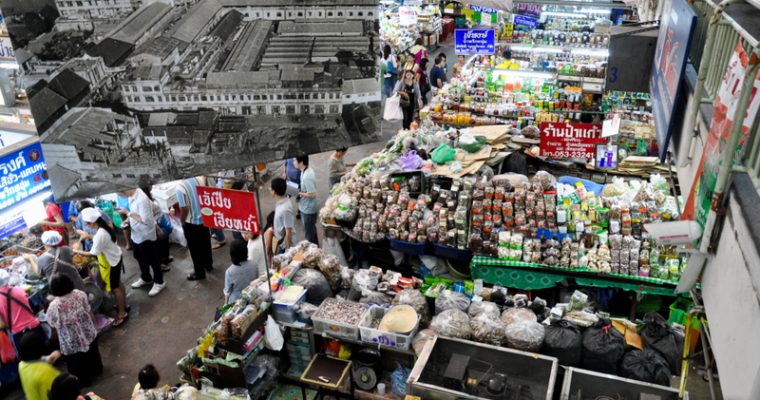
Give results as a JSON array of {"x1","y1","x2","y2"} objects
[
  {"x1": 310, "y1": 328, "x2": 417, "y2": 357},
  {"x1": 470, "y1": 256, "x2": 682, "y2": 297},
  {"x1": 507, "y1": 43, "x2": 610, "y2": 53}
]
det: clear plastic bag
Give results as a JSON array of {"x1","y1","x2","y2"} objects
[
  {"x1": 470, "y1": 313, "x2": 507, "y2": 345},
  {"x1": 292, "y1": 268, "x2": 333, "y2": 305},
  {"x1": 434, "y1": 290, "x2": 471, "y2": 314},
  {"x1": 359, "y1": 289, "x2": 392, "y2": 305},
  {"x1": 467, "y1": 300, "x2": 501, "y2": 319},
  {"x1": 412, "y1": 328, "x2": 437, "y2": 356},
  {"x1": 501, "y1": 307, "x2": 537, "y2": 326},
  {"x1": 505, "y1": 320, "x2": 545, "y2": 352},
  {"x1": 430, "y1": 309, "x2": 471, "y2": 339}
]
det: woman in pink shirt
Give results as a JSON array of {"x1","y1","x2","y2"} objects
[{"x1": 0, "y1": 271, "x2": 44, "y2": 347}]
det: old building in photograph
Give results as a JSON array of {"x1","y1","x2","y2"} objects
[{"x1": 1, "y1": 0, "x2": 382, "y2": 198}]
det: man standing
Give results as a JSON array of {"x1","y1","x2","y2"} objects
[
  {"x1": 430, "y1": 56, "x2": 447, "y2": 90},
  {"x1": 177, "y1": 177, "x2": 213, "y2": 281},
  {"x1": 295, "y1": 153, "x2": 319, "y2": 245},
  {"x1": 284, "y1": 158, "x2": 301, "y2": 219},
  {"x1": 119, "y1": 188, "x2": 165, "y2": 296},
  {"x1": 270, "y1": 178, "x2": 296, "y2": 253}
]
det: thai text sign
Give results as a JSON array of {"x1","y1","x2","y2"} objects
[
  {"x1": 455, "y1": 29, "x2": 495, "y2": 55},
  {"x1": 399, "y1": 6, "x2": 417, "y2": 26},
  {"x1": 197, "y1": 187, "x2": 260, "y2": 234},
  {"x1": 540, "y1": 122, "x2": 605, "y2": 159},
  {"x1": 513, "y1": 15, "x2": 537, "y2": 29},
  {"x1": 649, "y1": 0, "x2": 696, "y2": 160},
  {"x1": 0, "y1": 140, "x2": 50, "y2": 212}
]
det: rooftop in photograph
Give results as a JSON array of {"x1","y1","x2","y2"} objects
[
  {"x1": 108, "y1": 2, "x2": 172, "y2": 45},
  {"x1": 44, "y1": 107, "x2": 125, "y2": 145},
  {"x1": 217, "y1": 0, "x2": 378, "y2": 6},
  {"x1": 342, "y1": 78, "x2": 379, "y2": 95},
  {"x1": 172, "y1": 0, "x2": 225, "y2": 43},
  {"x1": 47, "y1": 69, "x2": 90, "y2": 102},
  {"x1": 134, "y1": 37, "x2": 189, "y2": 61},
  {"x1": 209, "y1": 9, "x2": 244, "y2": 42},
  {"x1": 29, "y1": 88, "x2": 67, "y2": 128},
  {"x1": 220, "y1": 20, "x2": 273, "y2": 72},
  {"x1": 205, "y1": 70, "x2": 276, "y2": 89},
  {"x1": 278, "y1": 21, "x2": 364, "y2": 36},
  {"x1": 87, "y1": 38, "x2": 134, "y2": 67}
]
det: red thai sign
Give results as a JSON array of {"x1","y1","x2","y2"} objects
[
  {"x1": 197, "y1": 187, "x2": 260, "y2": 234},
  {"x1": 539, "y1": 122, "x2": 605, "y2": 159}
]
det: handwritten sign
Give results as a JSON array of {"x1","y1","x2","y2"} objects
[
  {"x1": 0, "y1": 141, "x2": 50, "y2": 213},
  {"x1": 455, "y1": 29, "x2": 495, "y2": 55},
  {"x1": 399, "y1": 6, "x2": 417, "y2": 26},
  {"x1": 513, "y1": 15, "x2": 537, "y2": 29},
  {"x1": 197, "y1": 186, "x2": 260, "y2": 234},
  {"x1": 539, "y1": 122, "x2": 605, "y2": 159}
]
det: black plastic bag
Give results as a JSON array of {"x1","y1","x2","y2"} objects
[
  {"x1": 542, "y1": 320, "x2": 582, "y2": 366},
  {"x1": 620, "y1": 349, "x2": 672, "y2": 386},
  {"x1": 640, "y1": 312, "x2": 684, "y2": 374},
  {"x1": 292, "y1": 269, "x2": 333, "y2": 306},
  {"x1": 581, "y1": 320, "x2": 626, "y2": 374}
]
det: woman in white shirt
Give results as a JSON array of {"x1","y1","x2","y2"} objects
[{"x1": 76, "y1": 208, "x2": 130, "y2": 327}]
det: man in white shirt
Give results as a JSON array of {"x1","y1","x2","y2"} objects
[{"x1": 117, "y1": 188, "x2": 165, "y2": 296}]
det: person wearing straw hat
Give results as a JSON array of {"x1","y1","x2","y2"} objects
[
  {"x1": 76, "y1": 208, "x2": 130, "y2": 327},
  {"x1": 37, "y1": 231, "x2": 85, "y2": 293}
]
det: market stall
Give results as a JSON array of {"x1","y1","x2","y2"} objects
[{"x1": 380, "y1": 0, "x2": 443, "y2": 54}]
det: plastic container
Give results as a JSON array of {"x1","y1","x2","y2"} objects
[
  {"x1": 388, "y1": 237, "x2": 430, "y2": 256},
  {"x1": 432, "y1": 243, "x2": 472, "y2": 262},
  {"x1": 359, "y1": 306, "x2": 420, "y2": 351},
  {"x1": 312, "y1": 299, "x2": 368, "y2": 341},
  {"x1": 272, "y1": 287, "x2": 307, "y2": 324}
]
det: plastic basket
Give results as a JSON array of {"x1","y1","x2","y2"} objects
[
  {"x1": 272, "y1": 288, "x2": 307, "y2": 324},
  {"x1": 359, "y1": 306, "x2": 419, "y2": 351},
  {"x1": 312, "y1": 299, "x2": 368, "y2": 341},
  {"x1": 388, "y1": 237, "x2": 430, "y2": 256},
  {"x1": 432, "y1": 243, "x2": 472, "y2": 262}
]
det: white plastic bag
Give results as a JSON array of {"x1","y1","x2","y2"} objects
[
  {"x1": 323, "y1": 236, "x2": 348, "y2": 267},
  {"x1": 383, "y1": 95, "x2": 403, "y2": 121},
  {"x1": 167, "y1": 213, "x2": 187, "y2": 247},
  {"x1": 264, "y1": 315, "x2": 284, "y2": 351}
]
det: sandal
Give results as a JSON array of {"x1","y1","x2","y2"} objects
[{"x1": 113, "y1": 313, "x2": 129, "y2": 327}]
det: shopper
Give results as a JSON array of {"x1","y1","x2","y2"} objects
[
  {"x1": 283, "y1": 158, "x2": 301, "y2": 219},
  {"x1": 177, "y1": 177, "x2": 214, "y2": 281},
  {"x1": 409, "y1": 38, "x2": 428, "y2": 68},
  {"x1": 41, "y1": 195, "x2": 67, "y2": 246},
  {"x1": 0, "y1": 270, "x2": 48, "y2": 349},
  {"x1": 46, "y1": 273, "x2": 102, "y2": 387},
  {"x1": 223, "y1": 240, "x2": 258, "y2": 304},
  {"x1": 50, "y1": 373, "x2": 104, "y2": 400},
  {"x1": 118, "y1": 188, "x2": 165, "y2": 296},
  {"x1": 131, "y1": 364, "x2": 172, "y2": 400},
  {"x1": 395, "y1": 70, "x2": 423, "y2": 130},
  {"x1": 116, "y1": 194, "x2": 132, "y2": 251},
  {"x1": 453, "y1": 54, "x2": 465, "y2": 78},
  {"x1": 438, "y1": 52, "x2": 449, "y2": 78},
  {"x1": 430, "y1": 55, "x2": 447, "y2": 89},
  {"x1": 296, "y1": 153, "x2": 319, "y2": 245},
  {"x1": 270, "y1": 178, "x2": 296, "y2": 253},
  {"x1": 77, "y1": 207, "x2": 129, "y2": 327},
  {"x1": 17, "y1": 329, "x2": 61, "y2": 400},
  {"x1": 142, "y1": 187, "x2": 174, "y2": 269},
  {"x1": 242, "y1": 211, "x2": 273, "y2": 277},
  {"x1": 37, "y1": 231, "x2": 85, "y2": 293},
  {"x1": 328, "y1": 147, "x2": 350, "y2": 188},
  {"x1": 382, "y1": 44, "x2": 398, "y2": 97},
  {"x1": 72, "y1": 201, "x2": 112, "y2": 252},
  {"x1": 415, "y1": 57, "x2": 431, "y2": 105}
]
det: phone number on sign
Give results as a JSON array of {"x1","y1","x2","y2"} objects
[{"x1": 543, "y1": 151, "x2": 592, "y2": 159}]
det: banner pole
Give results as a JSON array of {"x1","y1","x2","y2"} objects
[{"x1": 253, "y1": 170, "x2": 274, "y2": 301}]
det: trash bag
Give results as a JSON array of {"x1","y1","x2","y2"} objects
[
  {"x1": 468, "y1": 300, "x2": 501, "y2": 320},
  {"x1": 582, "y1": 320, "x2": 626, "y2": 374},
  {"x1": 391, "y1": 362, "x2": 411, "y2": 397},
  {"x1": 640, "y1": 312, "x2": 684, "y2": 374},
  {"x1": 435, "y1": 290, "x2": 471, "y2": 314},
  {"x1": 292, "y1": 269, "x2": 333, "y2": 306},
  {"x1": 620, "y1": 349, "x2": 672, "y2": 386},
  {"x1": 542, "y1": 320, "x2": 583, "y2": 366},
  {"x1": 430, "y1": 309, "x2": 471, "y2": 340},
  {"x1": 505, "y1": 320, "x2": 545, "y2": 352},
  {"x1": 431, "y1": 144, "x2": 456, "y2": 165}
]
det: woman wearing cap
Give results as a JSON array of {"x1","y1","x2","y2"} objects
[
  {"x1": 37, "y1": 231, "x2": 85, "y2": 293},
  {"x1": 75, "y1": 208, "x2": 129, "y2": 327}
]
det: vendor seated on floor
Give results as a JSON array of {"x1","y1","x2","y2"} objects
[{"x1": 131, "y1": 364, "x2": 172, "y2": 400}]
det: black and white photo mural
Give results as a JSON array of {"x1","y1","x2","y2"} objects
[{"x1": 1, "y1": 0, "x2": 382, "y2": 199}]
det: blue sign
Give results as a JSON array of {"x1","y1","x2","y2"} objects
[
  {"x1": 455, "y1": 29, "x2": 495, "y2": 55},
  {"x1": 513, "y1": 15, "x2": 537, "y2": 29},
  {"x1": 469, "y1": 5, "x2": 498, "y2": 13},
  {"x1": 649, "y1": 0, "x2": 696, "y2": 161},
  {"x1": 0, "y1": 212, "x2": 26, "y2": 239},
  {"x1": 0, "y1": 140, "x2": 50, "y2": 213}
]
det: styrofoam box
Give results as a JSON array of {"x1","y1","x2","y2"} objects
[
  {"x1": 312, "y1": 299, "x2": 368, "y2": 341},
  {"x1": 359, "y1": 306, "x2": 420, "y2": 351}
]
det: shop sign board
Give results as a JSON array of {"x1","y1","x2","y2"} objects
[
  {"x1": 455, "y1": 29, "x2": 495, "y2": 55},
  {"x1": 539, "y1": 122, "x2": 605, "y2": 159},
  {"x1": 398, "y1": 6, "x2": 417, "y2": 26},
  {"x1": 649, "y1": 0, "x2": 696, "y2": 161},
  {"x1": 0, "y1": 140, "x2": 50, "y2": 213},
  {"x1": 513, "y1": 15, "x2": 537, "y2": 30},
  {"x1": 682, "y1": 40, "x2": 758, "y2": 231},
  {"x1": 469, "y1": 5, "x2": 498, "y2": 14},
  {"x1": 0, "y1": 37, "x2": 14, "y2": 62},
  {"x1": 197, "y1": 186, "x2": 260, "y2": 234}
]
